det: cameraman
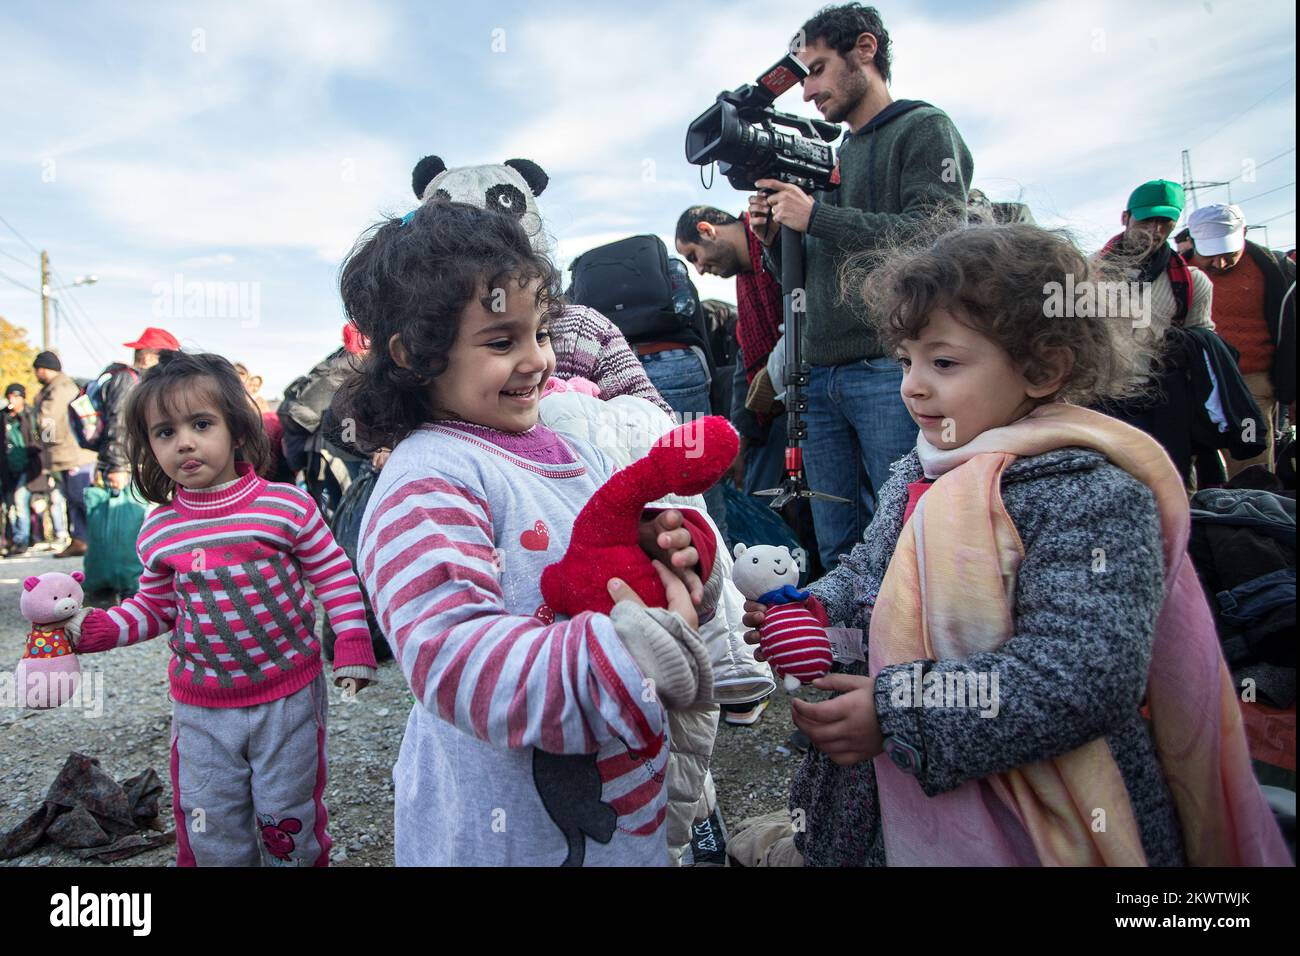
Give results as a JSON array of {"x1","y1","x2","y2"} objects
[{"x1": 749, "y1": 3, "x2": 973, "y2": 572}]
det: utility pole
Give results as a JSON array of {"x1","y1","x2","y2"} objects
[
  {"x1": 1181, "y1": 148, "x2": 1231, "y2": 212},
  {"x1": 40, "y1": 249, "x2": 51, "y2": 350}
]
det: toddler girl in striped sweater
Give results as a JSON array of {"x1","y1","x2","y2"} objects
[
  {"x1": 66, "y1": 351, "x2": 378, "y2": 866},
  {"x1": 342, "y1": 201, "x2": 719, "y2": 866}
]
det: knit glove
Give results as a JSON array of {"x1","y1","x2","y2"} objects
[
  {"x1": 62, "y1": 608, "x2": 96, "y2": 649},
  {"x1": 766, "y1": 333, "x2": 788, "y2": 402},
  {"x1": 609, "y1": 602, "x2": 713, "y2": 710}
]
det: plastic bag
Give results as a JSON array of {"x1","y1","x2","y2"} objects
[{"x1": 82, "y1": 485, "x2": 147, "y2": 594}]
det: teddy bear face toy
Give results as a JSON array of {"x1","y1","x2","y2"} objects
[
  {"x1": 16, "y1": 571, "x2": 85, "y2": 708},
  {"x1": 731, "y1": 543, "x2": 832, "y2": 692}
]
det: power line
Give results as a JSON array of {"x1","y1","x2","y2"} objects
[
  {"x1": 1233, "y1": 147, "x2": 1295, "y2": 182},
  {"x1": 51, "y1": 299, "x2": 108, "y2": 369},
  {"x1": 1236, "y1": 181, "x2": 1296, "y2": 205},
  {"x1": 0, "y1": 245, "x2": 33, "y2": 269},
  {"x1": 53, "y1": 290, "x2": 103, "y2": 354},
  {"x1": 0, "y1": 268, "x2": 39, "y2": 294},
  {"x1": 1188, "y1": 76, "x2": 1296, "y2": 152},
  {"x1": 60, "y1": 300, "x2": 109, "y2": 367},
  {"x1": 0, "y1": 211, "x2": 39, "y2": 255},
  {"x1": 0, "y1": 214, "x2": 114, "y2": 357},
  {"x1": 1197, "y1": 147, "x2": 1297, "y2": 194},
  {"x1": 52, "y1": 287, "x2": 113, "y2": 361},
  {"x1": 50, "y1": 267, "x2": 120, "y2": 357},
  {"x1": 1253, "y1": 208, "x2": 1295, "y2": 226},
  {"x1": 51, "y1": 299, "x2": 84, "y2": 356},
  {"x1": 61, "y1": 293, "x2": 121, "y2": 361}
]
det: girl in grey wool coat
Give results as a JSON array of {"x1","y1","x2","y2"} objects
[{"x1": 742, "y1": 223, "x2": 1288, "y2": 867}]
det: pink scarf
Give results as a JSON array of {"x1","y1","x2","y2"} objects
[{"x1": 870, "y1": 404, "x2": 1288, "y2": 866}]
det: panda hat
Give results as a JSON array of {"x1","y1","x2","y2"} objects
[{"x1": 411, "y1": 155, "x2": 552, "y2": 255}]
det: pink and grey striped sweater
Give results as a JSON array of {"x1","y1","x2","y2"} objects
[
  {"x1": 359, "y1": 421, "x2": 675, "y2": 866},
  {"x1": 76, "y1": 462, "x2": 378, "y2": 707}
]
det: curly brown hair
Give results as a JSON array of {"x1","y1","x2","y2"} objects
[
  {"x1": 850, "y1": 222, "x2": 1156, "y2": 406},
  {"x1": 338, "y1": 201, "x2": 564, "y2": 451},
  {"x1": 125, "y1": 351, "x2": 270, "y2": 504}
]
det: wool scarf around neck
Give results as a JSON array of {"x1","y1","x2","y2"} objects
[{"x1": 874, "y1": 404, "x2": 1287, "y2": 866}]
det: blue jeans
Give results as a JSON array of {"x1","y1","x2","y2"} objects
[
  {"x1": 6, "y1": 483, "x2": 31, "y2": 547},
  {"x1": 744, "y1": 409, "x2": 788, "y2": 497},
  {"x1": 638, "y1": 347, "x2": 728, "y2": 543},
  {"x1": 803, "y1": 359, "x2": 917, "y2": 572},
  {"x1": 49, "y1": 485, "x2": 68, "y2": 539},
  {"x1": 54, "y1": 465, "x2": 92, "y2": 541}
]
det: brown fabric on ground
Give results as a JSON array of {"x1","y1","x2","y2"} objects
[{"x1": 0, "y1": 752, "x2": 171, "y2": 862}]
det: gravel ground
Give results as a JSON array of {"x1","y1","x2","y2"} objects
[{"x1": 1, "y1": 545, "x2": 802, "y2": 867}]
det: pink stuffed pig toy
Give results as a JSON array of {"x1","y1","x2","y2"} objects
[{"x1": 15, "y1": 571, "x2": 85, "y2": 708}]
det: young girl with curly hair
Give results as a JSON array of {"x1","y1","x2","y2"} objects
[
  {"x1": 342, "y1": 201, "x2": 723, "y2": 866},
  {"x1": 744, "y1": 223, "x2": 1287, "y2": 866}
]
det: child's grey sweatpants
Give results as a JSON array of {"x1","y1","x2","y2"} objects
[{"x1": 169, "y1": 671, "x2": 332, "y2": 866}]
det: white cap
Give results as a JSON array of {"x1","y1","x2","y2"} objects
[{"x1": 1187, "y1": 203, "x2": 1246, "y2": 256}]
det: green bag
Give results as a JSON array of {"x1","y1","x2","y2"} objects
[{"x1": 82, "y1": 484, "x2": 148, "y2": 595}]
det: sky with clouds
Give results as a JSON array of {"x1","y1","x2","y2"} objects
[{"x1": 0, "y1": 0, "x2": 1294, "y2": 394}]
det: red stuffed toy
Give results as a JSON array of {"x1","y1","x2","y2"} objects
[{"x1": 541, "y1": 415, "x2": 738, "y2": 616}]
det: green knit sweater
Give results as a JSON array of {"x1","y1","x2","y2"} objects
[{"x1": 767, "y1": 100, "x2": 974, "y2": 366}]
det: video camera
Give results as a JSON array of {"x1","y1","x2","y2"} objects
[
  {"x1": 682, "y1": 53, "x2": 852, "y2": 515},
  {"x1": 684, "y1": 53, "x2": 842, "y2": 193}
]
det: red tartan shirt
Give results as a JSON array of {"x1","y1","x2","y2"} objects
[{"x1": 734, "y1": 214, "x2": 784, "y2": 384}]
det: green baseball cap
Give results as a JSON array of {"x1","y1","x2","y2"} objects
[{"x1": 1126, "y1": 179, "x2": 1185, "y2": 221}]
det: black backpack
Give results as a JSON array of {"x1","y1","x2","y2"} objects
[
  {"x1": 320, "y1": 463, "x2": 391, "y2": 664},
  {"x1": 279, "y1": 349, "x2": 354, "y2": 438},
  {"x1": 569, "y1": 235, "x2": 694, "y2": 345},
  {"x1": 278, "y1": 349, "x2": 361, "y2": 521},
  {"x1": 68, "y1": 363, "x2": 139, "y2": 452}
]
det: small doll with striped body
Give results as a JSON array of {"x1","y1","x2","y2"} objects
[{"x1": 731, "y1": 543, "x2": 832, "y2": 692}]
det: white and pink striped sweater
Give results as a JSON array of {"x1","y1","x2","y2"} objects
[
  {"x1": 76, "y1": 462, "x2": 378, "y2": 707},
  {"x1": 359, "y1": 421, "x2": 672, "y2": 867}
]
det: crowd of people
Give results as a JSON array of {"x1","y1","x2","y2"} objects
[
  {"x1": 5, "y1": 2, "x2": 1294, "y2": 868},
  {"x1": 2, "y1": 333, "x2": 274, "y2": 569}
]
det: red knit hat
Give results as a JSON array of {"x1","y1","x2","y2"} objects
[{"x1": 123, "y1": 327, "x2": 181, "y2": 351}]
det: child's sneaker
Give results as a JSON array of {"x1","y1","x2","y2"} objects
[
  {"x1": 721, "y1": 695, "x2": 770, "y2": 726},
  {"x1": 683, "y1": 806, "x2": 728, "y2": 866}
]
